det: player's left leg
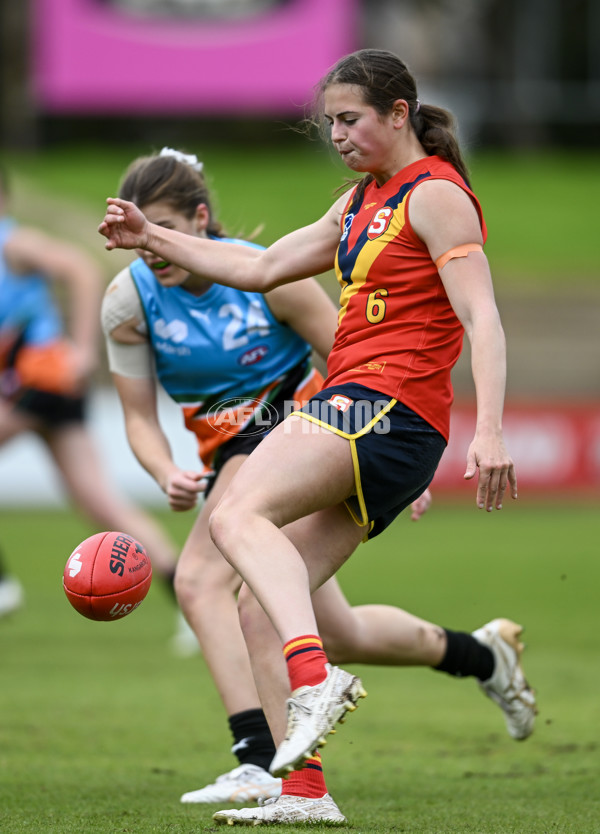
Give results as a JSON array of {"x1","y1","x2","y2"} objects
[
  {"x1": 209, "y1": 417, "x2": 369, "y2": 778},
  {"x1": 212, "y1": 504, "x2": 365, "y2": 824},
  {"x1": 236, "y1": 502, "x2": 365, "y2": 745}
]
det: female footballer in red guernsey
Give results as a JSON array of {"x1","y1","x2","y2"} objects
[{"x1": 100, "y1": 50, "x2": 532, "y2": 825}]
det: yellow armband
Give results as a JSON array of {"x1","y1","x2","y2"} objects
[{"x1": 435, "y1": 243, "x2": 483, "y2": 271}]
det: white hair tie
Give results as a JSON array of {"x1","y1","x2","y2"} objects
[{"x1": 159, "y1": 147, "x2": 204, "y2": 173}]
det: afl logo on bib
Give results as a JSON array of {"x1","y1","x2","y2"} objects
[
  {"x1": 238, "y1": 345, "x2": 269, "y2": 366},
  {"x1": 367, "y1": 207, "x2": 393, "y2": 240}
]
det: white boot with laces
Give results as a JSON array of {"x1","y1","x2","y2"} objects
[
  {"x1": 180, "y1": 764, "x2": 281, "y2": 804},
  {"x1": 472, "y1": 618, "x2": 537, "y2": 740},
  {"x1": 269, "y1": 664, "x2": 367, "y2": 778},
  {"x1": 213, "y1": 792, "x2": 346, "y2": 825}
]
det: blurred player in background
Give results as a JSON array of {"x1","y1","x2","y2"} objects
[
  {"x1": 101, "y1": 148, "x2": 536, "y2": 817},
  {"x1": 0, "y1": 163, "x2": 190, "y2": 646},
  {"x1": 0, "y1": 546, "x2": 23, "y2": 617}
]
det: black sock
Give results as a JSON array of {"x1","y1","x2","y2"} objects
[
  {"x1": 228, "y1": 708, "x2": 276, "y2": 771},
  {"x1": 434, "y1": 628, "x2": 495, "y2": 681}
]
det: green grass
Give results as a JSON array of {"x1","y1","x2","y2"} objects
[
  {"x1": 3, "y1": 142, "x2": 599, "y2": 288},
  {"x1": 471, "y1": 150, "x2": 599, "y2": 286},
  {"x1": 1, "y1": 501, "x2": 599, "y2": 832}
]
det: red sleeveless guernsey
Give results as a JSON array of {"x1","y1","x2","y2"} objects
[{"x1": 324, "y1": 155, "x2": 486, "y2": 442}]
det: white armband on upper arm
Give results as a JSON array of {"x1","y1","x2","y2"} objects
[
  {"x1": 102, "y1": 268, "x2": 154, "y2": 378},
  {"x1": 105, "y1": 334, "x2": 155, "y2": 378},
  {"x1": 101, "y1": 267, "x2": 147, "y2": 335}
]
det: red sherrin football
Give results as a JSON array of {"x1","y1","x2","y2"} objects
[{"x1": 63, "y1": 531, "x2": 152, "y2": 621}]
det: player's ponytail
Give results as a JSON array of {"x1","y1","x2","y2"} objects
[{"x1": 411, "y1": 102, "x2": 470, "y2": 187}]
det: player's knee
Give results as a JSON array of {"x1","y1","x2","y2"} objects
[
  {"x1": 175, "y1": 552, "x2": 239, "y2": 608},
  {"x1": 208, "y1": 499, "x2": 237, "y2": 559}
]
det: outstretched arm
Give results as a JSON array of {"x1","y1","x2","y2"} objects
[{"x1": 98, "y1": 195, "x2": 346, "y2": 294}]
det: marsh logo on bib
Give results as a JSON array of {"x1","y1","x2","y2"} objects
[{"x1": 153, "y1": 317, "x2": 188, "y2": 343}]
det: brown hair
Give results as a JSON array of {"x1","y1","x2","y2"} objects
[
  {"x1": 315, "y1": 49, "x2": 471, "y2": 190},
  {"x1": 118, "y1": 152, "x2": 226, "y2": 237}
]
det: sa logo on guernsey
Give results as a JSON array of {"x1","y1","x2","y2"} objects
[{"x1": 367, "y1": 207, "x2": 393, "y2": 240}]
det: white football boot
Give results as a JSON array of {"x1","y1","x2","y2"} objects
[
  {"x1": 180, "y1": 764, "x2": 281, "y2": 804},
  {"x1": 269, "y1": 664, "x2": 367, "y2": 778},
  {"x1": 213, "y1": 793, "x2": 346, "y2": 825},
  {"x1": 170, "y1": 611, "x2": 201, "y2": 658},
  {"x1": 472, "y1": 618, "x2": 537, "y2": 740}
]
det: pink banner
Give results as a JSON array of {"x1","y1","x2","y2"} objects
[
  {"x1": 433, "y1": 401, "x2": 600, "y2": 494},
  {"x1": 32, "y1": 0, "x2": 358, "y2": 114}
]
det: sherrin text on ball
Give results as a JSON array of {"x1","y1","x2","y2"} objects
[{"x1": 63, "y1": 531, "x2": 152, "y2": 621}]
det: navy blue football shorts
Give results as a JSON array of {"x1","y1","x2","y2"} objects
[{"x1": 292, "y1": 383, "x2": 447, "y2": 539}]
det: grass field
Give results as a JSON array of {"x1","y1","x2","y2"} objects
[{"x1": 1, "y1": 501, "x2": 599, "y2": 833}]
